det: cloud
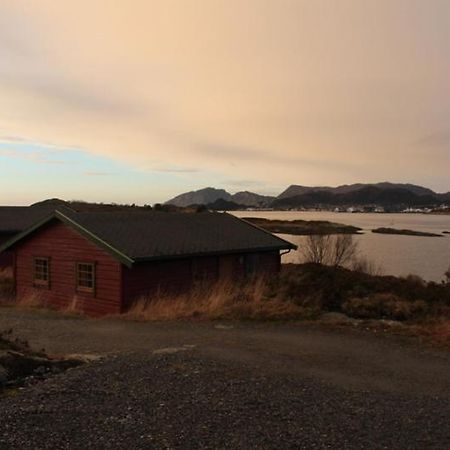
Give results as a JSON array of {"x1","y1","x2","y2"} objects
[
  {"x1": 0, "y1": 0, "x2": 449, "y2": 198},
  {"x1": 147, "y1": 166, "x2": 200, "y2": 174},
  {"x1": 0, "y1": 148, "x2": 69, "y2": 165},
  {"x1": 83, "y1": 171, "x2": 113, "y2": 176},
  {"x1": 414, "y1": 130, "x2": 450, "y2": 148}
]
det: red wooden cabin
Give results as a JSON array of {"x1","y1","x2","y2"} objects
[
  {"x1": 0, "y1": 210, "x2": 296, "y2": 316},
  {"x1": 0, "y1": 205, "x2": 70, "y2": 268}
]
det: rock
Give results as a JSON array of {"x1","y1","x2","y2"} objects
[
  {"x1": 320, "y1": 312, "x2": 359, "y2": 325},
  {"x1": 214, "y1": 324, "x2": 234, "y2": 330},
  {"x1": 34, "y1": 366, "x2": 47, "y2": 375},
  {"x1": 153, "y1": 347, "x2": 190, "y2": 355},
  {"x1": 0, "y1": 364, "x2": 8, "y2": 385},
  {"x1": 64, "y1": 354, "x2": 103, "y2": 363},
  {"x1": 378, "y1": 319, "x2": 405, "y2": 328}
]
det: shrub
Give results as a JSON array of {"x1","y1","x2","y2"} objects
[{"x1": 342, "y1": 293, "x2": 429, "y2": 321}]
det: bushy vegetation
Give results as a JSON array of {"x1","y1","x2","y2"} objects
[
  {"x1": 273, "y1": 263, "x2": 450, "y2": 320},
  {"x1": 2, "y1": 259, "x2": 448, "y2": 344},
  {"x1": 124, "y1": 263, "x2": 449, "y2": 328},
  {"x1": 342, "y1": 294, "x2": 428, "y2": 321}
]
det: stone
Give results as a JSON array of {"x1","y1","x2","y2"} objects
[{"x1": 0, "y1": 364, "x2": 8, "y2": 385}]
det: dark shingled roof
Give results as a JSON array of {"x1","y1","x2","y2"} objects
[
  {"x1": 0, "y1": 210, "x2": 296, "y2": 266},
  {"x1": 0, "y1": 205, "x2": 74, "y2": 234}
]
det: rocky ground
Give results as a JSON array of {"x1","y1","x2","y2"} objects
[
  {"x1": 0, "y1": 307, "x2": 449, "y2": 449},
  {"x1": 0, "y1": 331, "x2": 83, "y2": 393}
]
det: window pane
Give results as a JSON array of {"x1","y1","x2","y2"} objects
[
  {"x1": 34, "y1": 258, "x2": 49, "y2": 285},
  {"x1": 77, "y1": 263, "x2": 95, "y2": 291}
]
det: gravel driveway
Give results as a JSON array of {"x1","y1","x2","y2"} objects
[{"x1": 0, "y1": 307, "x2": 449, "y2": 449}]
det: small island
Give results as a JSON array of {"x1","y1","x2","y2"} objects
[
  {"x1": 243, "y1": 217, "x2": 362, "y2": 235},
  {"x1": 372, "y1": 227, "x2": 443, "y2": 237}
]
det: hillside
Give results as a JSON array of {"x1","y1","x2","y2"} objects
[
  {"x1": 165, "y1": 188, "x2": 273, "y2": 207},
  {"x1": 277, "y1": 182, "x2": 436, "y2": 199},
  {"x1": 272, "y1": 186, "x2": 448, "y2": 209},
  {"x1": 164, "y1": 188, "x2": 231, "y2": 207},
  {"x1": 231, "y1": 191, "x2": 275, "y2": 207},
  {"x1": 164, "y1": 183, "x2": 449, "y2": 210}
]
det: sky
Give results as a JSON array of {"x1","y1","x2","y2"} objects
[{"x1": 1, "y1": 0, "x2": 449, "y2": 205}]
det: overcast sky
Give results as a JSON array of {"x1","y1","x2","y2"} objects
[{"x1": 1, "y1": 0, "x2": 449, "y2": 205}]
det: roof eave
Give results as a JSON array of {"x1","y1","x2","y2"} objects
[{"x1": 132, "y1": 244, "x2": 297, "y2": 264}]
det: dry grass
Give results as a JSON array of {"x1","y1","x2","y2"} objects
[
  {"x1": 0, "y1": 267, "x2": 14, "y2": 304},
  {"x1": 62, "y1": 295, "x2": 83, "y2": 315},
  {"x1": 409, "y1": 320, "x2": 450, "y2": 347},
  {"x1": 123, "y1": 277, "x2": 312, "y2": 321},
  {"x1": 16, "y1": 290, "x2": 47, "y2": 308}
]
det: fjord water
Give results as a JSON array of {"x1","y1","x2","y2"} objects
[{"x1": 232, "y1": 211, "x2": 450, "y2": 282}]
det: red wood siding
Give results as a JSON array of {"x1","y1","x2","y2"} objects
[
  {"x1": 121, "y1": 258, "x2": 205, "y2": 309},
  {"x1": 0, "y1": 234, "x2": 15, "y2": 268},
  {"x1": 0, "y1": 252, "x2": 13, "y2": 268},
  {"x1": 122, "y1": 251, "x2": 281, "y2": 310},
  {"x1": 13, "y1": 221, "x2": 122, "y2": 316}
]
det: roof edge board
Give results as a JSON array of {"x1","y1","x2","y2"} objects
[{"x1": 54, "y1": 211, "x2": 135, "y2": 267}]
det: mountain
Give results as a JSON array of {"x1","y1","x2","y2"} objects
[
  {"x1": 272, "y1": 186, "x2": 448, "y2": 209},
  {"x1": 165, "y1": 188, "x2": 274, "y2": 207},
  {"x1": 278, "y1": 185, "x2": 334, "y2": 199},
  {"x1": 165, "y1": 188, "x2": 232, "y2": 207},
  {"x1": 278, "y1": 182, "x2": 435, "y2": 199},
  {"x1": 231, "y1": 191, "x2": 275, "y2": 207},
  {"x1": 206, "y1": 199, "x2": 244, "y2": 211},
  {"x1": 165, "y1": 183, "x2": 449, "y2": 210}
]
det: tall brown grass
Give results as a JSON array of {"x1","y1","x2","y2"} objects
[
  {"x1": 0, "y1": 267, "x2": 14, "y2": 303},
  {"x1": 123, "y1": 277, "x2": 312, "y2": 321},
  {"x1": 409, "y1": 319, "x2": 450, "y2": 347}
]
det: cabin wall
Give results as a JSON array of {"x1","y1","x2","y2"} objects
[
  {"x1": 0, "y1": 233, "x2": 15, "y2": 268},
  {"x1": 121, "y1": 257, "x2": 216, "y2": 310},
  {"x1": 13, "y1": 221, "x2": 122, "y2": 316},
  {"x1": 121, "y1": 250, "x2": 280, "y2": 310}
]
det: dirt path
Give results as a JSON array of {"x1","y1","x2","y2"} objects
[{"x1": 0, "y1": 307, "x2": 449, "y2": 449}]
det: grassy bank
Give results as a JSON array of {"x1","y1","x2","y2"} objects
[{"x1": 1, "y1": 263, "x2": 449, "y2": 346}]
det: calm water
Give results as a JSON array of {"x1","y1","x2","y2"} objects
[{"x1": 232, "y1": 211, "x2": 450, "y2": 282}]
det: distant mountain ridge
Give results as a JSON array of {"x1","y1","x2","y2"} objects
[
  {"x1": 165, "y1": 183, "x2": 449, "y2": 210},
  {"x1": 272, "y1": 186, "x2": 449, "y2": 209},
  {"x1": 277, "y1": 182, "x2": 436, "y2": 199},
  {"x1": 165, "y1": 188, "x2": 274, "y2": 207}
]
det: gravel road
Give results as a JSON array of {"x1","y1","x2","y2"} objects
[{"x1": 0, "y1": 307, "x2": 449, "y2": 449}]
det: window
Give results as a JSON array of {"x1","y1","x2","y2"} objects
[
  {"x1": 76, "y1": 262, "x2": 96, "y2": 293},
  {"x1": 34, "y1": 257, "x2": 50, "y2": 287}
]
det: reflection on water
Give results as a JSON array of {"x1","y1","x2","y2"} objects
[{"x1": 232, "y1": 211, "x2": 450, "y2": 282}]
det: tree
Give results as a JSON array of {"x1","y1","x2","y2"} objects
[{"x1": 302, "y1": 234, "x2": 359, "y2": 268}]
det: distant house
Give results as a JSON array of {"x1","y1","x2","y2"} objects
[{"x1": 0, "y1": 210, "x2": 296, "y2": 316}]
